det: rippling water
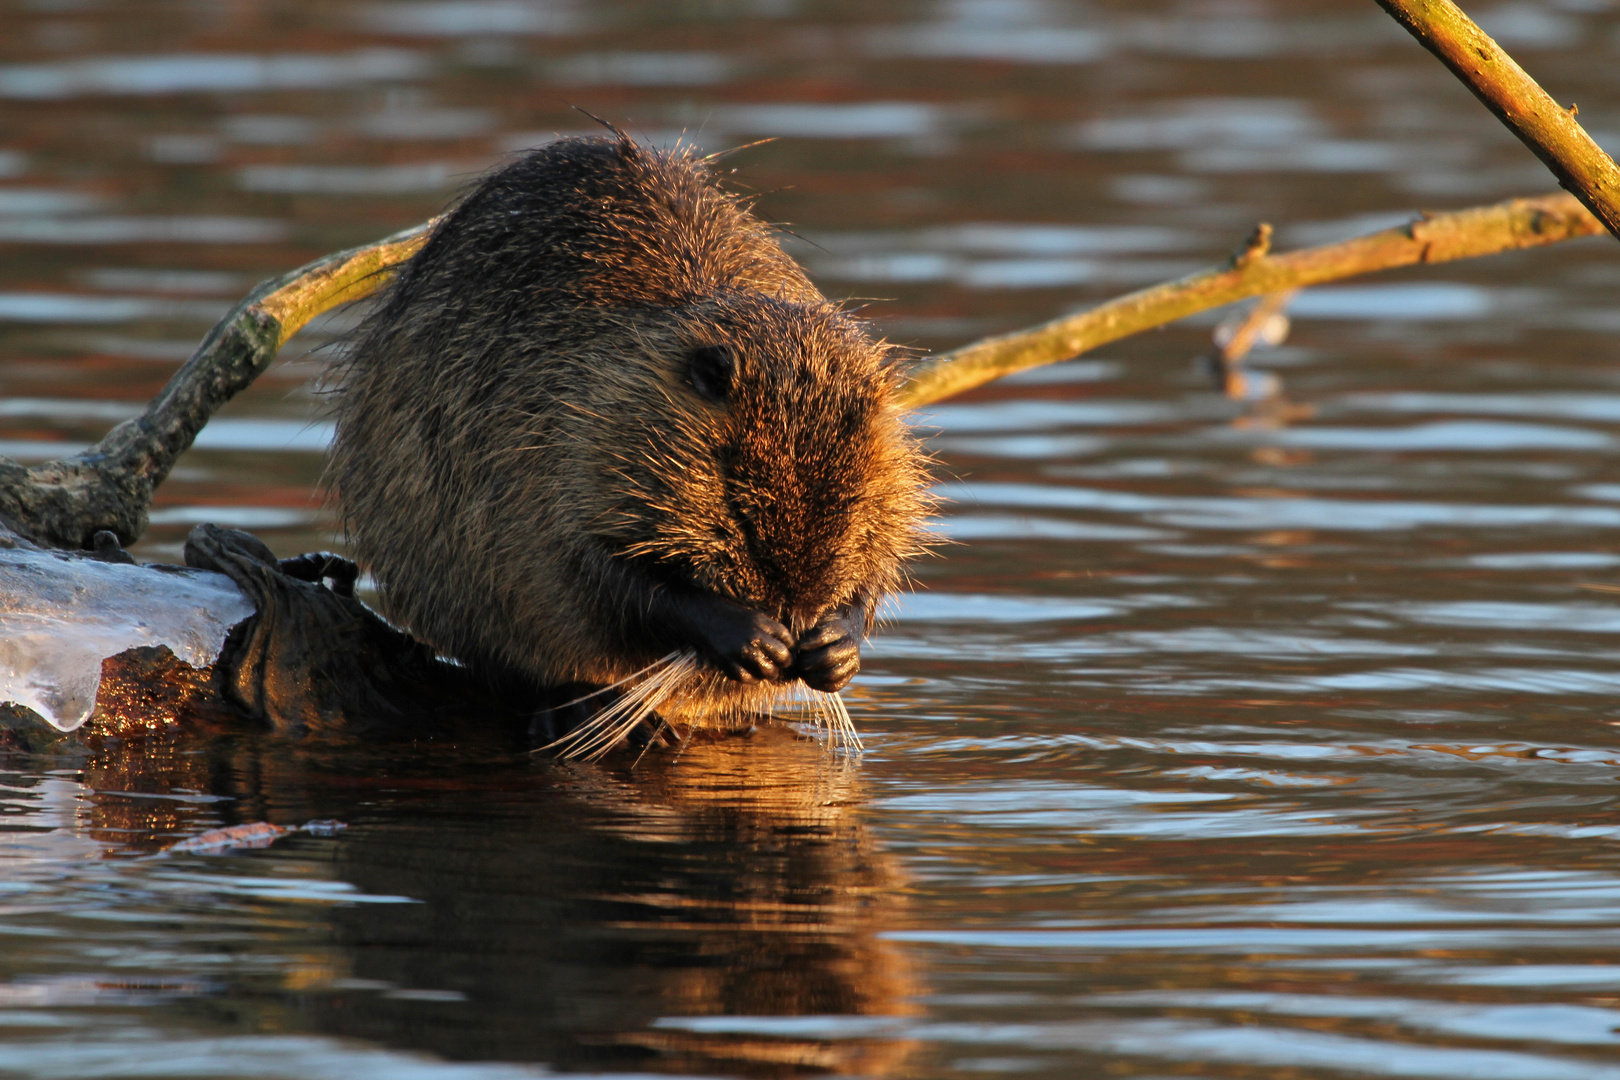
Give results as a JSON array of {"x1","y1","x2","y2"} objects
[{"x1": 6, "y1": 1, "x2": 1620, "y2": 1077}]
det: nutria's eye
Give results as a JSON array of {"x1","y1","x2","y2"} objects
[{"x1": 688, "y1": 345, "x2": 733, "y2": 403}]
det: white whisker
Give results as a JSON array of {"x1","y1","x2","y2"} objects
[
  {"x1": 810, "y1": 689, "x2": 862, "y2": 754},
  {"x1": 631, "y1": 717, "x2": 670, "y2": 770},
  {"x1": 548, "y1": 652, "x2": 682, "y2": 711},
  {"x1": 541, "y1": 651, "x2": 698, "y2": 761},
  {"x1": 555, "y1": 679, "x2": 658, "y2": 758}
]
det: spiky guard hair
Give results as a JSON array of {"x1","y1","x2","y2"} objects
[{"x1": 328, "y1": 133, "x2": 930, "y2": 724}]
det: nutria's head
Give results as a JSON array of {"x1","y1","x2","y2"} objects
[
  {"x1": 331, "y1": 133, "x2": 930, "y2": 729},
  {"x1": 574, "y1": 291, "x2": 927, "y2": 634}
]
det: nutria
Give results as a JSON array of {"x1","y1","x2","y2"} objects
[{"x1": 326, "y1": 133, "x2": 929, "y2": 749}]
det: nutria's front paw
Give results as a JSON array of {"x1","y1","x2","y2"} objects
[
  {"x1": 792, "y1": 615, "x2": 861, "y2": 693},
  {"x1": 669, "y1": 593, "x2": 794, "y2": 683}
]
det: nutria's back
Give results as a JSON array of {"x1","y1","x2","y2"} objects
[{"x1": 328, "y1": 134, "x2": 928, "y2": 731}]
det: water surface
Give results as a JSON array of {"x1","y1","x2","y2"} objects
[{"x1": 5, "y1": 1, "x2": 1620, "y2": 1076}]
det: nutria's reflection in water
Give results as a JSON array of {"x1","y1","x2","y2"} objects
[{"x1": 77, "y1": 722, "x2": 918, "y2": 1077}]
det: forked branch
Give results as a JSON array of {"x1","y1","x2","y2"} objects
[
  {"x1": 898, "y1": 191, "x2": 1601, "y2": 407},
  {"x1": 0, "y1": 221, "x2": 433, "y2": 550},
  {"x1": 0, "y1": 192, "x2": 1604, "y2": 548}
]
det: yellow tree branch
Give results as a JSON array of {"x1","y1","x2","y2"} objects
[
  {"x1": 898, "y1": 191, "x2": 1601, "y2": 409},
  {"x1": 0, "y1": 193, "x2": 1606, "y2": 548},
  {"x1": 1374, "y1": 0, "x2": 1620, "y2": 241},
  {"x1": 256, "y1": 220, "x2": 435, "y2": 347},
  {"x1": 0, "y1": 220, "x2": 433, "y2": 549}
]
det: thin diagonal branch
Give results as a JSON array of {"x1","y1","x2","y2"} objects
[
  {"x1": 898, "y1": 191, "x2": 1602, "y2": 408},
  {"x1": 1374, "y1": 0, "x2": 1620, "y2": 241}
]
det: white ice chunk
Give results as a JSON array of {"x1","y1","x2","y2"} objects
[{"x1": 0, "y1": 543, "x2": 255, "y2": 731}]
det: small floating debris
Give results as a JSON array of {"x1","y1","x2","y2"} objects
[{"x1": 164, "y1": 818, "x2": 347, "y2": 855}]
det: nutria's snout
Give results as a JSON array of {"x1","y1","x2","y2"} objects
[{"x1": 329, "y1": 130, "x2": 931, "y2": 737}]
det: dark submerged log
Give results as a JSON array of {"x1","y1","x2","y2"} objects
[{"x1": 0, "y1": 521, "x2": 538, "y2": 747}]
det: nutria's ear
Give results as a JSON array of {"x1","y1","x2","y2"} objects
[{"x1": 688, "y1": 344, "x2": 734, "y2": 403}]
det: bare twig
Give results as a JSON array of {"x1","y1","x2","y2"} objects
[
  {"x1": 1204, "y1": 291, "x2": 1317, "y2": 428},
  {"x1": 1206, "y1": 290, "x2": 1295, "y2": 399},
  {"x1": 1214, "y1": 289, "x2": 1297, "y2": 371},
  {"x1": 1374, "y1": 0, "x2": 1620, "y2": 242},
  {"x1": 898, "y1": 191, "x2": 1602, "y2": 408},
  {"x1": 0, "y1": 220, "x2": 433, "y2": 550}
]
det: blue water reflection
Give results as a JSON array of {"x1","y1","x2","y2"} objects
[
  {"x1": 5, "y1": 0, "x2": 1620, "y2": 1078},
  {"x1": 0, "y1": 50, "x2": 430, "y2": 98}
]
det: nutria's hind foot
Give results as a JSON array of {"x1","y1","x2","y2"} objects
[
  {"x1": 182, "y1": 524, "x2": 451, "y2": 737},
  {"x1": 277, "y1": 551, "x2": 359, "y2": 597}
]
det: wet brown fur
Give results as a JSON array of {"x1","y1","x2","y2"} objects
[{"x1": 327, "y1": 134, "x2": 929, "y2": 726}]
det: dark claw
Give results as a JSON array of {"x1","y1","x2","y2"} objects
[
  {"x1": 659, "y1": 589, "x2": 794, "y2": 683},
  {"x1": 790, "y1": 608, "x2": 865, "y2": 693},
  {"x1": 88, "y1": 529, "x2": 137, "y2": 565},
  {"x1": 278, "y1": 551, "x2": 360, "y2": 597}
]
